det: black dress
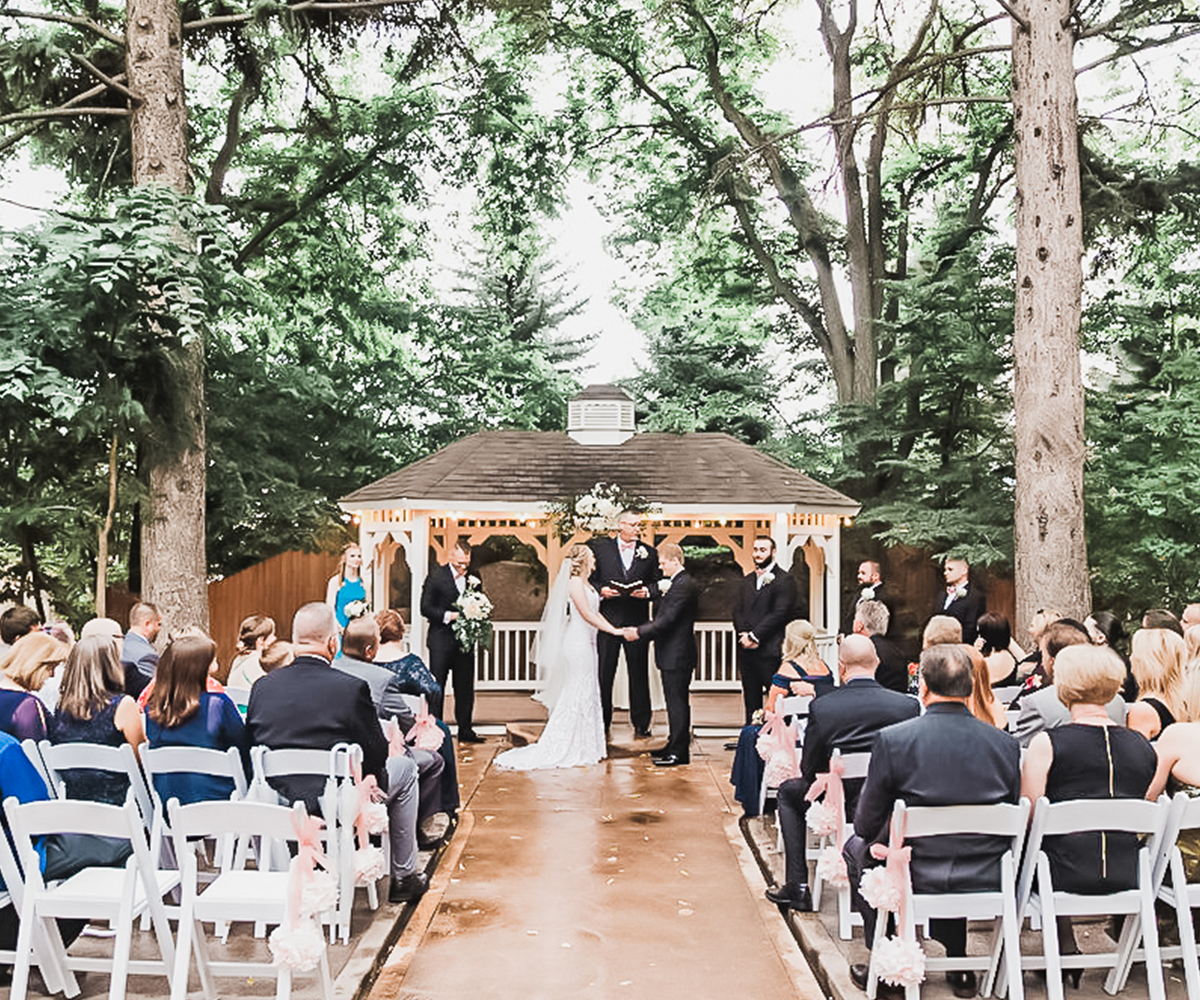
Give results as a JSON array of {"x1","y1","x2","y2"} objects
[
  {"x1": 49, "y1": 695, "x2": 130, "y2": 805},
  {"x1": 1043, "y1": 724, "x2": 1156, "y2": 893}
]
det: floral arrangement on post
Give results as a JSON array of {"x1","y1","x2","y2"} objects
[
  {"x1": 452, "y1": 576, "x2": 493, "y2": 651},
  {"x1": 544, "y1": 482, "x2": 658, "y2": 539}
]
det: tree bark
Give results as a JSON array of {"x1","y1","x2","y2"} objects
[
  {"x1": 127, "y1": 0, "x2": 209, "y2": 633},
  {"x1": 95, "y1": 433, "x2": 119, "y2": 617},
  {"x1": 1010, "y1": 0, "x2": 1089, "y2": 636}
]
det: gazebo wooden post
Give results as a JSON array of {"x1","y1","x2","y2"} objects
[
  {"x1": 825, "y1": 523, "x2": 842, "y2": 636},
  {"x1": 408, "y1": 512, "x2": 431, "y2": 657}
]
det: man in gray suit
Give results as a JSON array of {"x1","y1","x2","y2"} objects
[
  {"x1": 845, "y1": 644, "x2": 1020, "y2": 998},
  {"x1": 1013, "y1": 619, "x2": 1125, "y2": 747},
  {"x1": 334, "y1": 617, "x2": 448, "y2": 835}
]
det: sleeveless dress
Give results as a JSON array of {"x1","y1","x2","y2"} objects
[
  {"x1": 495, "y1": 586, "x2": 606, "y2": 770},
  {"x1": 1043, "y1": 724, "x2": 1156, "y2": 893},
  {"x1": 333, "y1": 576, "x2": 367, "y2": 628},
  {"x1": 49, "y1": 695, "x2": 130, "y2": 805}
]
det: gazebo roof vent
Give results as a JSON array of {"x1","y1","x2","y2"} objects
[{"x1": 567, "y1": 384, "x2": 636, "y2": 445}]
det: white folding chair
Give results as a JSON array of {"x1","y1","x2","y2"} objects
[
  {"x1": 4, "y1": 796, "x2": 177, "y2": 1000},
  {"x1": 223, "y1": 687, "x2": 251, "y2": 713},
  {"x1": 1109, "y1": 792, "x2": 1199, "y2": 997},
  {"x1": 19, "y1": 739, "x2": 54, "y2": 795},
  {"x1": 809, "y1": 749, "x2": 871, "y2": 940},
  {"x1": 250, "y1": 744, "x2": 367, "y2": 943},
  {"x1": 758, "y1": 694, "x2": 812, "y2": 818},
  {"x1": 991, "y1": 685, "x2": 1022, "y2": 706},
  {"x1": 1004, "y1": 795, "x2": 1167, "y2": 1000},
  {"x1": 866, "y1": 798, "x2": 1031, "y2": 1000},
  {"x1": 399, "y1": 693, "x2": 426, "y2": 716},
  {"x1": 38, "y1": 741, "x2": 154, "y2": 832},
  {"x1": 168, "y1": 797, "x2": 333, "y2": 1000},
  {"x1": 0, "y1": 800, "x2": 73, "y2": 997}
]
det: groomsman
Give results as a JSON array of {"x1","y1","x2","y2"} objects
[
  {"x1": 935, "y1": 557, "x2": 986, "y2": 644},
  {"x1": 590, "y1": 510, "x2": 661, "y2": 737},
  {"x1": 420, "y1": 540, "x2": 483, "y2": 743},
  {"x1": 625, "y1": 543, "x2": 698, "y2": 766},
  {"x1": 732, "y1": 537, "x2": 798, "y2": 724}
]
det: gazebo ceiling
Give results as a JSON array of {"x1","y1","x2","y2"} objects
[{"x1": 339, "y1": 430, "x2": 859, "y2": 513}]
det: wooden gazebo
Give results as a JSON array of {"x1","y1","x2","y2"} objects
[{"x1": 338, "y1": 385, "x2": 860, "y2": 690}]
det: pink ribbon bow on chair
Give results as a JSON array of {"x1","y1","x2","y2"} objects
[
  {"x1": 806, "y1": 753, "x2": 847, "y2": 840},
  {"x1": 756, "y1": 709, "x2": 799, "y2": 787},
  {"x1": 865, "y1": 810, "x2": 926, "y2": 988}
]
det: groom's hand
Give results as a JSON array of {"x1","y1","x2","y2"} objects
[
  {"x1": 621, "y1": 626, "x2": 640, "y2": 641},
  {"x1": 600, "y1": 586, "x2": 620, "y2": 598},
  {"x1": 630, "y1": 586, "x2": 649, "y2": 599}
]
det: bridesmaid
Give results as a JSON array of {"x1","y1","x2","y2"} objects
[{"x1": 326, "y1": 543, "x2": 367, "y2": 629}]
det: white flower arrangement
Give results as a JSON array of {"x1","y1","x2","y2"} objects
[
  {"x1": 658, "y1": 579, "x2": 672, "y2": 595},
  {"x1": 343, "y1": 599, "x2": 369, "y2": 621},
  {"x1": 453, "y1": 588, "x2": 494, "y2": 650},
  {"x1": 761, "y1": 572, "x2": 775, "y2": 586},
  {"x1": 636, "y1": 544, "x2": 649, "y2": 559},
  {"x1": 546, "y1": 482, "x2": 658, "y2": 539}
]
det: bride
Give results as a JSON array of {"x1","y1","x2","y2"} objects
[{"x1": 495, "y1": 544, "x2": 623, "y2": 770}]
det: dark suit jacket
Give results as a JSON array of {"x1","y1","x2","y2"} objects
[
  {"x1": 799, "y1": 677, "x2": 920, "y2": 812},
  {"x1": 869, "y1": 635, "x2": 910, "y2": 694},
  {"x1": 933, "y1": 587, "x2": 987, "y2": 643},
  {"x1": 638, "y1": 571, "x2": 699, "y2": 672},
  {"x1": 731, "y1": 565, "x2": 797, "y2": 661},
  {"x1": 844, "y1": 581, "x2": 895, "y2": 635},
  {"x1": 853, "y1": 702, "x2": 1020, "y2": 893},
  {"x1": 420, "y1": 564, "x2": 463, "y2": 641},
  {"x1": 246, "y1": 655, "x2": 389, "y2": 810},
  {"x1": 588, "y1": 536, "x2": 661, "y2": 627}
]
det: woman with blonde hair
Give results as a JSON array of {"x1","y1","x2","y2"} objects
[
  {"x1": 0, "y1": 632, "x2": 65, "y2": 739},
  {"x1": 225, "y1": 614, "x2": 275, "y2": 689},
  {"x1": 766, "y1": 619, "x2": 834, "y2": 708},
  {"x1": 1126, "y1": 627, "x2": 1187, "y2": 740},
  {"x1": 495, "y1": 544, "x2": 623, "y2": 770},
  {"x1": 49, "y1": 636, "x2": 143, "y2": 804},
  {"x1": 326, "y1": 542, "x2": 366, "y2": 629}
]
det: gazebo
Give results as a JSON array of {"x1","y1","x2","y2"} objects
[{"x1": 338, "y1": 385, "x2": 860, "y2": 690}]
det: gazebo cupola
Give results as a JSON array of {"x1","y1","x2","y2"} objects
[{"x1": 567, "y1": 384, "x2": 635, "y2": 445}]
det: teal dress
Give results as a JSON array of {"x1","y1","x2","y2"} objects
[{"x1": 333, "y1": 576, "x2": 367, "y2": 628}]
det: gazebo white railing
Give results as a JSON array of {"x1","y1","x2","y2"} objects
[{"x1": 472, "y1": 622, "x2": 838, "y2": 692}]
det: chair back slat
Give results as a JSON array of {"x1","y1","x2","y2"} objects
[
  {"x1": 1038, "y1": 796, "x2": 1165, "y2": 837},
  {"x1": 901, "y1": 799, "x2": 1030, "y2": 840},
  {"x1": 37, "y1": 740, "x2": 153, "y2": 827},
  {"x1": 168, "y1": 797, "x2": 304, "y2": 843},
  {"x1": 836, "y1": 750, "x2": 871, "y2": 780}
]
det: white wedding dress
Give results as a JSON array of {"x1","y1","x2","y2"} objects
[{"x1": 495, "y1": 582, "x2": 607, "y2": 770}]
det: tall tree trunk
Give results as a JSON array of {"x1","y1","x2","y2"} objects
[
  {"x1": 127, "y1": 0, "x2": 208, "y2": 633},
  {"x1": 95, "y1": 433, "x2": 119, "y2": 617},
  {"x1": 1010, "y1": 0, "x2": 1089, "y2": 636}
]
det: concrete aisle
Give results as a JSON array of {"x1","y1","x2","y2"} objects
[{"x1": 366, "y1": 733, "x2": 819, "y2": 1000}]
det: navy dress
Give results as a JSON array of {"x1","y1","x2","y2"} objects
[
  {"x1": 0, "y1": 689, "x2": 48, "y2": 741},
  {"x1": 144, "y1": 692, "x2": 251, "y2": 806},
  {"x1": 49, "y1": 695, "x2": 129, "y2": 805},
  {"x1": 730, "y1": 660, "x2": 834, "y2": 816}
]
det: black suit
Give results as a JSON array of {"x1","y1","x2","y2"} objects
[
  {"x1": 638, "y1": 571, "x2": 699, "y2": 761},
  {"x1": 933, "y1": 586, "x2": 987, "y2": 643},
  {"x1": 420, "y1": 564, "x2": 477, "y2": 734},
  {"x1": 869, "y1": 634, "x2": 910, "y2": 693},
  {"x1": 843, "y1": 581, "x2": 894, "y2": 636},
  {"x1": 589, "y1": 536, "x2": 661, "y2": 732},
  {"x1": 847, "y1": 702, "x2": 1020, "y2": 953},
  {"x1": 246, "y1": 653, "x2": 422, "y2": 878},
  {"x1": 731, "y1": 563, "x2": 798, "y2": 723},
  {"x1": 776, "y1": 678, "x2": 920, "y2": 886}
]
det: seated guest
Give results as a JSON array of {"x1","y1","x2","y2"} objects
[
  {"x1": 851, "y1": 601, "x2": 908, "y2": 693},
  {"x1": 224, "y1": 614, "x2": 276, "y2": 690},
  {"x1": 144, "y1": 635, "x2": 251, "y2": 805},
  {"x1": 976, "y1": 612, "x2": 1023, "y2": 687},
  {"x1": 259, "y1": 639, "x2": 294, "y2": 673},
  {"x1": 1147, "y1": 668, "x2": 1200, "y2": 881},
  {"x1": 373, "y1": 610, "x2": 443, "y2": 717},
  {"x1": 729, "y1": 619, "x2": 833, "y2": 817},
  {"x1": 1183, "y1": 604, "x2": 1200, "y2": 631},
  {"x1": 121, "y1": 601, "x2": 162, "y2": 698},
  {"x1": 1022, "y1": 644, "x2": 1156, "y2": 973},
  {"x1": 0, "y1": 632, "x2": 65, "y2": 740},
  {"x1": 246, "y1": 602, "x2": 429, "y2": 903},
  {"x1": 334, "y1": 618, "x2": 454, "y2": 825},
  {"x1": 1126, "y1": 627, "x2": 1187, "y2": 741},
  {"x1": 49, "y1": 636, "x2": 144, "y2": 804},
  {"x1": 1014, "y1": 606, "x2": 1064, "y2": 688},
  {"x1": 1013, "y1": 620, "x2": 1125, "y2": 746},
  {"x1": 136, "y1": 626, "x2": 224, "y2": 709},
  {"x1": 1143, "y1": 608, "x2": 1184, "y2": 636},
  {"x1": 923, "y1": 615, "x2": 962, "y2": 647},
  {"x1": 845, "y1": 644, "x2": 1020, "y2": 998},
  {"x1": 765, "y1": 634, "x2": 919, "y2": 911},
  {"x1": 0, "y1": 606, "x2": 40, "y2": 655},
  {"x1": 1085, "y1": 611, "x2": 1136, "y2": 700},
  {"x1": 965, "y1": 646, "x2": 1008, "y2": 730}
]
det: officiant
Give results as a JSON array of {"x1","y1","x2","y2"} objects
[{"x1": 589, "y1": 510, "x2": 661, "y2": 739}]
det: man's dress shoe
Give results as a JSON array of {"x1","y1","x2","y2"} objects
[
  {"x1": 457, "y1": 730, "x2": 485, "y2": 744},
  {"x1": 946, "y1": 971, "x2": 978, "y2": 998},
  {"x1": 633, "y1": 728, "x2": 653, "y2": 739},
  {"x1": 764, "y1": 882, "x2": 813, "y2": 911},
  {"x1": 388, "y1": 872, "x2": 429, "y2": 904},
  {"x1": 650, "y1": 747, "x2": 671, "y2": 759},
  {"x1": 849, "y1": 964, "x2": 903, "y2": 998},
  {"x1": 653, "y1": 754, "x2": 687, "y2": 766}
]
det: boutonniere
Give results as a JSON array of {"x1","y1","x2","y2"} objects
[
  {"x1": 860, "y1": 586, "x2": 876, "y2": 600},
  {"x1": 761, "y1": 572, "x2": 775, "y2": 586},
  {"x1": 658, "y1": 579, "x2": 672, "y2": 595},
  {"x1": 636, "y1": 544, "x2": 649, "y2": 560},
  {"x1": 467, "y1": 575, "x2": 481, "y2": 589}
]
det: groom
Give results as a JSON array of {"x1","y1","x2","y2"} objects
[
  {"x1": 420, "y1": 539, "x2": 483, "y2": 744},
  {"x1": 624, "y1": 543, "x2": 698, "y2": 766},
  {"x1": 590, "y1": 510, "x2": 660, "y2": 738}
]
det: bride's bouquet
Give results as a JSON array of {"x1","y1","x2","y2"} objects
[{"x1": 453, "y1": 579, "x2": 494, "y2": 651}]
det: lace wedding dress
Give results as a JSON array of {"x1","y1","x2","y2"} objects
[{"x1": 495, "y1": 582, "x2": 607, "y2": 770}]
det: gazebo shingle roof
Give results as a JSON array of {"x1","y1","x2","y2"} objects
[{"x1": 340, "y1": 431, "x2": 859, "y2": 512}]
